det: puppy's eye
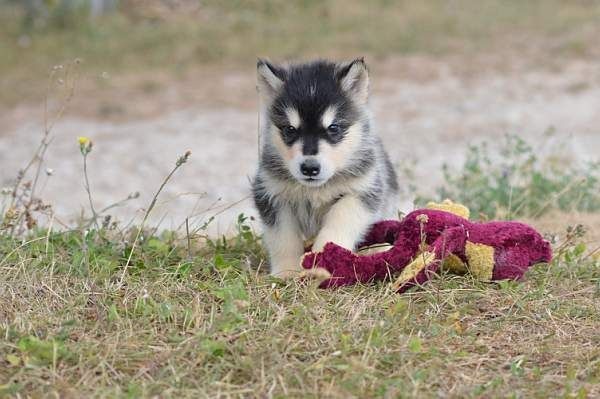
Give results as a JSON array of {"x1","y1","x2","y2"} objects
[
  {"x1": 282, "y1": 125, "x2": 297, "y2": 137},
  {"x1": 327, "y1": 124, "x2": 342, "y2": 136}
]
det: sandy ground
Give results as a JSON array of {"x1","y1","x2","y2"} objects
[{"x1": 1, "y1": 56, "x2": 599, "y2": 237}]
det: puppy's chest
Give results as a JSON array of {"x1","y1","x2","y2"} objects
[{"x1": 291, "y1": 198, "x2": 335, "y2": 239}]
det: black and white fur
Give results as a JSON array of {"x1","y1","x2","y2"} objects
[{"x1": 252, "y1": 59, "x2": 399, "y2": 278}]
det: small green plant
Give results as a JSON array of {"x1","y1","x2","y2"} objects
[
  {"x1": 418, "y1": 134, "x2": 600, "y2": 219},
  {"x1": 204, "y1": 213, "x2": 265, "y2": 272},
  {"x1": 17, "y1": 336, "x2": 72, "y2": 367}
]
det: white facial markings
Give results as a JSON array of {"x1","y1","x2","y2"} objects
[
  {"x1": 319, "y1": 122, "x2": 361, "y2": 170},
  {"x1": 285, "y1": 107, "x2": 301, "y2": 129},
  {"x1": 268, "y1": 104, "x2": 362, "y2": 187},
  {"x1": 290, "y1": 141, "x2": 303, "y2": 160},
  {"x1": 321, "y1": 105, "x2": 337, "y2": 129}
]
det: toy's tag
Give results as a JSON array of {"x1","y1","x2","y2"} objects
[{"x1": 357, "y1": 243, "x2": 393, "y2": 256}]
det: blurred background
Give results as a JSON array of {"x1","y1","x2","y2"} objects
[{"x1": 1, "y1": 0, "x2": 599, "y2": 236}]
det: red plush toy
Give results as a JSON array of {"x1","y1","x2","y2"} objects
[{"x1": 301, "y1": 200, "x2": 552, "y2": 292}]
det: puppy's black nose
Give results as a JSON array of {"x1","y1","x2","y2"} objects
[{"x1": 300, "y1": 159, "x2": 321, "y2": 177}]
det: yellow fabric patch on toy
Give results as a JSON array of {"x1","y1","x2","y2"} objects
[
  {"x1": 392, "y1": 251, "x2": 435, "y2": 290},
  {"x1": 442, "y1": 253, "x2": 468, "y2": 274},
  {"x1": 464, "y1": 241, "x2": 495, "y2": 281},
  {"x1": 426, "y1": 199, "x2": 470, "y2": 219}
]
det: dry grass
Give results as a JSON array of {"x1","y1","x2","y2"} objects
[
  {"x1": 0, "y1": 224, "x2": 599, "y2": 397},
  {"x1": 1, "y1": 2, "x2": 600, "y2": 397}
]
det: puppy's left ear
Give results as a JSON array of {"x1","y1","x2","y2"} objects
[
  {"x1": 257, "y1": 59, "x2": 286, "y2": 99},
  {"x1": 336, "y1": 58, "x2": 369, "y2": 104}
]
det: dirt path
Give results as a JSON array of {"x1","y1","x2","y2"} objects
[{"x1": 1, "y1": 56, "x2": 599, "y2": 236}]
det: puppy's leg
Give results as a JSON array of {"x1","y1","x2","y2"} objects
[
  {"x1": 263, "y1": 206, "x2": 305, "y2": 279},
  {"x1": 313, "y1": 195, "x2": 375, "y2": 252}
]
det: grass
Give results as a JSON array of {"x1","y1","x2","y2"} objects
[
  {"x1": 2, "y1": 2, "x2": 600, "y2": 395},
  {"x1": 1, "y1": 133, "x2": 600, "y2": 396},
  {"x1": 2, "y1": 0, "x2": 600, "y2": 105},
  {"x1": 414, "y1": 134, "x2": 600, "y2": 220},
  {"x1": 0, "y1": 213, "x2": 599, "y2": 397}
]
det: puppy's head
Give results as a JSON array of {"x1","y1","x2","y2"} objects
[{"x1": 257, "y1": 59, "x2": 369, "y2": 187}]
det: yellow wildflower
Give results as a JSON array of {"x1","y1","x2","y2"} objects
[{"x1": 78, "y1": 136, "x2": 93, "y2": 155}]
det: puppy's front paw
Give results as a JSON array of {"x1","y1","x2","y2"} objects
[
  {"x1": 301, "y1": 243, "x2": 363, "y2": 288},
  {"x1": 312, "y1": 234, "x2": 355, "y2": 253},
  {"x1": 271, "y1": 267, "x2": 302, "y2": 280},
  {"x1": 299, "y1": 267, "x2": 332, "y2": 282},
  {"x1": 311, "y1": 237, "x2": 340, "y2": 253}
]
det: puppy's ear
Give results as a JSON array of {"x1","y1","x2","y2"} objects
[
  {"x1": 257, "y1": 59, "x2": 286, "y2": 99},
  {"x1": 336, "y1": 58, "x2": 369, "y2": 104}
]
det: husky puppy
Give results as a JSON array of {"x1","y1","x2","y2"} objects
[{"x1": 252, "y1": 59, "x2": 399, "y2": 278}]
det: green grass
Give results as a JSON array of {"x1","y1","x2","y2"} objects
[
  {"x1": 414, "y1": 134, "x2": 600, "y2": 220},
  {"x1": 1, "y1": 124, "x2": 599, "y2": 397},
  {"x1": 1, "y1": 6, "x2": 600, "y2": 390},
  {"x1": 1, "y1": 212, "x2": 599, "y2": 397}
]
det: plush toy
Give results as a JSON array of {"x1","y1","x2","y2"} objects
[{"x1": 301, "y1": 200, "x2": 552, "y2": 292}]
